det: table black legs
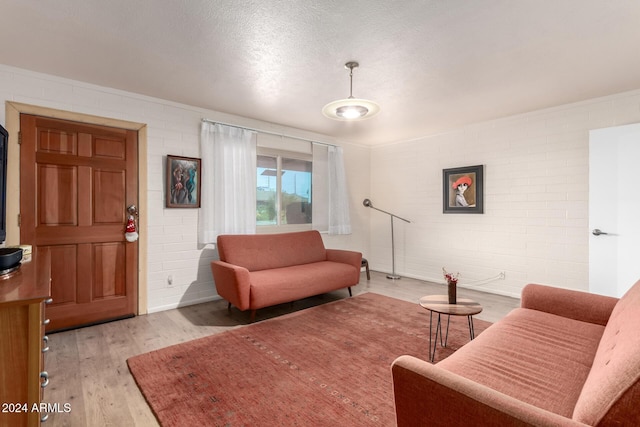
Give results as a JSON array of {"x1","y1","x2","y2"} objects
[
  {"x1": 468, "y1": 315, "x2": 476, "y2": 340},
  {"x1": 428, "y1": 313, "x2": 476, "y2": 362}
]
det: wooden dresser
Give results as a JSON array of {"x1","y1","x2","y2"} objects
[{"x1": 0, "y1": 251, "x2": 51, "y2": 427}]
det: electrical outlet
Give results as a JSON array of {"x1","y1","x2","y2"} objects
[{"x1": 167, "y1": 274, "x2": 173, "y2": 286}]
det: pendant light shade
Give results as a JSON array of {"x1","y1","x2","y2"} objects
[{"x1": 322, "y1": 62, "x2": 380, "y2": 121}]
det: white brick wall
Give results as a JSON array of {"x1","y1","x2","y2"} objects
[
  {"x1": 3, "y1": 63, "x2": 639, "y2": 306},
  {"x1": 0, "y1": 64, "x2": 369, "y2": 313},
  {"x1": 370, "y1": 91, "x2": 640, "y2": 297}
]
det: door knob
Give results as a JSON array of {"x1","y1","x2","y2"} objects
[
  {"x1": 592, "y1": 229, "x2": 608, "y2": 236},
  {"x1": 127, "y1": 205, "x2": 138, "y2": 217}
]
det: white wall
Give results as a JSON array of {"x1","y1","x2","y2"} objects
[
  {"x1": 4, "y1": 64, "x2": 640, "y2": 306},
  {"x1": 369, "y1": 90, "x2": 640, "y2": 298},
  {"x1": 0, "y1": 64, "x2": 369, "y2": 312}
]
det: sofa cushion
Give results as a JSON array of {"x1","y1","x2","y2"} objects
[
  {"x1": 437, "y1": 307, "x2": 605, "y2": 418},
  {"x1": 572, "y1": 280, "x2": 640, "y2": 426},
  {"x1": 248, "y1": 261, "x2": 357, "y2": 309},
  {"x1": 217, "y1": 230, "x2": 327, "y2": 271}
]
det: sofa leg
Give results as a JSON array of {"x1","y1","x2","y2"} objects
[
  {"x1": 250, "y1": 310, "x2": 257, "y2": 323},
  {"x1": 348, "y1": 287, "x2": 352, "y2": 297},
  {"x1": 227, "y1": 302, "x2": 232, "y2": 312}
]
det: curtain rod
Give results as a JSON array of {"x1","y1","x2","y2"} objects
[{"x1": 201, "y1": 118, "x2": 338, "y2": 148}]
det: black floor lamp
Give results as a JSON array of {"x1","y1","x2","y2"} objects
[{"x1": 363, "y1": 199, "x2": 411, "y2": 280}]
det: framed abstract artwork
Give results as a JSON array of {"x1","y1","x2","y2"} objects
[
  {"x1": 443, "y1": 165, "x2": 484, "y2": 214},
  {"x1": 166, "y1": 155, "x2": 201, "y2": 208}
]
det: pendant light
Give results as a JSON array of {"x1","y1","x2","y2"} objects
[{"x1": 322, "y1": 61, "x2": 380, "y2": 121}]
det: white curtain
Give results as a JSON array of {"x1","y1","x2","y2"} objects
[
  {"x1": 198, "y1": 122, "x2": 256, "y2": 244},
  {"x1": 327, "y1": 145, "x2": 352, "y2": 235},
  {"x1": 312, "y1": 143, "x2": 329, "y2": 232}
]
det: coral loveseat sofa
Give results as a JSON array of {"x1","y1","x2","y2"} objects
[
  {"x1": 392, "y1": 280, "x2": 640, "y2": 426},
  {"x1": 211, "y1": 230, "x2": 361, "y2": 321}
]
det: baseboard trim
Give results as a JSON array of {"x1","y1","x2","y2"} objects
[{"x1": 147, "y1": 295, "x2": 221, "y2": 314}]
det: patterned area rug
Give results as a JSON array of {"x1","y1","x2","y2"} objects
[{"x1": 127, "y1": 292, "x2": 491, "y2": 426}]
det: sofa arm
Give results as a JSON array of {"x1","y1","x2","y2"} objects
[
  {"x1": 210, "y1": 261, "x2": 252, "y2": 311},
  {"x1": 391, "y1": 355, "x2": 586, "y2": 427},
  {"x1": 326, "y1": 249, "x2": 362, "y2": 284},
  {"x1": 326, "y1": 249, "x2": 362, "y2": 269},
  {"x1": 520, "y1": 284, "x2": 618, "y2": 326}
]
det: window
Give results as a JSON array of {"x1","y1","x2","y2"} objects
[{"x1": 257, "y1": 150, "x2": 312, "y2": 228}]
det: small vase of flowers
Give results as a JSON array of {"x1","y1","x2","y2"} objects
[{"x1": 443, "y1": 268, "x2": 459, "y2": 304}]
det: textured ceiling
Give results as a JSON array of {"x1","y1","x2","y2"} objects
[{"x1": 1, "y1": 0, "x2": 640, "y2": 145}]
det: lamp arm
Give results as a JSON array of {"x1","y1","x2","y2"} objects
[{"x1": 368, "y1": 206, "x2": 411, "y2": 223}]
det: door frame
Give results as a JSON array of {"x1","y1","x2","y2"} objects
[{"x1": 5, "y1": 101, "x2": 149, "y2": 314}]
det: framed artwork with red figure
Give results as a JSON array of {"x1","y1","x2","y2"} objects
[
  {"x1": 443, "y1": 165, "x2": 484, "y2": 214},
  {"x1": 166, "y1": 155, "x2": 201, "y2": 208}
]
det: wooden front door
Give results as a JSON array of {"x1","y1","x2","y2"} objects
[{"x1": 20, "y1": 114, "x2": 138, "y2": 332}]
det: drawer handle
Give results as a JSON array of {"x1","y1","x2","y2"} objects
[
  {"x1": 40, "y1": 371, "x2": 49, "y2": 388},
  {"x1": 42, "y1": 335, "x2": 50, "y2": 353},
  {"x1": 43, "y1": 318, "x2": 51, "y2": 326},
  {"x1": 45, "y1": 298, "x2": 53, "y2": 305},
  {"x1": 41, "y1": 413, "x2": 49, "y2": 423}
]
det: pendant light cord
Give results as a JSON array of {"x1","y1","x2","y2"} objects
[{"x1": 348, "y1": 66, "x2": 354, "y2": 99}]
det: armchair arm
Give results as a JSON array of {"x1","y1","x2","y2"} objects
[
  {"x1": 391, "y1": 355, "x2": 586, "y2": 427},
  {"x1": 210, "y1": 260, "x2": 252, "y2": 310},
  {"x1": 520, "y1": 284, "x2": 618, "y2": 326}
]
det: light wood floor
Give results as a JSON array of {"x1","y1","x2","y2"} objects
[{"x1": 44, "y1": 271, "x2": 519, "y2": 426}]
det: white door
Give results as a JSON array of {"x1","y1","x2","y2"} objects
[{"x1": 589, "y1": 123, "x2": 640, "y2": 297}]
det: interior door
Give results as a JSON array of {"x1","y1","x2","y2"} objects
[
  {"x1": 20, "y1": 114, "x2": 138, "y2": 332},
  {"x1": 589, "y1": 122, "x2": 640, "y2": 297}
]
